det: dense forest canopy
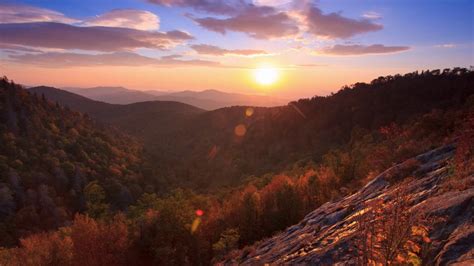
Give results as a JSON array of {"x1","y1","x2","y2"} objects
[{"x1": 0, "y1": 78, "x2": 152, "y2": 244}]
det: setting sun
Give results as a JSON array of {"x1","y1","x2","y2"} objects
[{"x1": 254, "y1": 67, "x2": 279, "y2": 86}]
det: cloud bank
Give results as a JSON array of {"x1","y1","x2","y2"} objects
[
  {"x1": 147, "y1": 0, "x2": 384, "y2": 40},
  {"x1": 305, "y1": 6, "x2": 383, "y2": 39},
  {"x1": 191, "y1": 6, "x2": 299, "y2": 39},
  {"x1": 0, "y1": 22, "x2": 193, "y2": 51}
]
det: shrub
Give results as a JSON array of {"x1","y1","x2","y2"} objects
[{"x1": 355, "y1": 182, "x2": 430, "y2": 265}]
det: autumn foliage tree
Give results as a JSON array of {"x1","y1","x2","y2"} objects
[
  {"x1": 0, "y1": 214, "x2": 129, "y2": 266},
  {"x1": 0, "y1": 231, "x2": 72, "y2": 266},
  {"x1": 69, "y1": 214, "x2": 129, "y2": 266},
  {"x1": 355, "y1": 183, "x2": 430, "y2": 265}
]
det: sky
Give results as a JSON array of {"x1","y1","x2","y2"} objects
[{"x1": 0, "y1": 0, "x2": 472, "y2": 99}]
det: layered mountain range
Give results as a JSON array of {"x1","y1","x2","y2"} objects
[{"x1": 64, "y1": 86, "x2": 288, "y2": 110}]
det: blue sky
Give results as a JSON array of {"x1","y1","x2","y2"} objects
[{"x1": 0, "y1": 0, "x2": 472, "y2": 98}]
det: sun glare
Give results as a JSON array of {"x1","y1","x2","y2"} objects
[{"x1": 254, "y1": 67, "x2": 279, "y2": 86}]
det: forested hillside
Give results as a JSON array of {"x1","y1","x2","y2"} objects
[
  {"x1": 0, "y1": 78, "x2": 150, "y2": 246},
  {"x1": 144, "y1": 68, "x2": 474, "y2": 188}
]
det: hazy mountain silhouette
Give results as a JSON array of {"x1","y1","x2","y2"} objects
[
  {"x1": 63, "y1": 86, "x2": 288, "y2": 110},
  {"x1": 156, "y1": 89, "x2": 287, "y2": 110},
  {"x1": 66, "y1": 86, "x2": 165, "y2": 104},
  {"x1": 142, "y1": 90, "x2": 170, "y2": 96}
]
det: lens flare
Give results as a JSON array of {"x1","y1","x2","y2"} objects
[
  {"x1": 207, "y1": 145, "x2": 218, "y2": 160},
  {"x1": 245, "y1": 107, "x2": 254, "y2": 117},
  {"x1": 195, "y1": 209, "x2": 204, "y2": 216},
  {"x1": 234, "y1": 124, "x2": 247, "y2": 136},
  {"x1": 191, "y1": 218, "x2": 201, "y2": 233}
]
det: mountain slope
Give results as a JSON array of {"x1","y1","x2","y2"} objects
[
  {"x1": 0, "y1": 78, "x2": 148, "y2": 245},
  {"x1": 227, "y1": 144, "x2": 474, "y2": 265},
  {"x1": 29, "y1": 86, "x2": 112, "y2": 114},
  {"x1": 94, "y1": 100, "x2": 204, "y2": 140}
]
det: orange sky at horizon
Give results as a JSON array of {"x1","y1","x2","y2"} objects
[{"x1": 2, "y1": 63, "x2": 412, "y2": 100}]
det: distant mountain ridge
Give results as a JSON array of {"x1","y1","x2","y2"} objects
[
  {"x1": 64, "y1": 86, "x2": 288, "y2": 110},
  {"x1": 66, "y1": 86, "x2": 167, "y2": 105},
  {"x1": 28, "y1": 86, "x2": 204, "y2": 142}
]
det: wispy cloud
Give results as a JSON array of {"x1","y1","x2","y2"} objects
[
  {"x1": 82, "y1": 9, "x2": 160, "y2": 31},
  {"x1": 292, "y1": 63, "x2": 326, "y2": 68},
  {"x1": 434, "y1": 43, "x2": 456, "y2": 48},
  {"x1": 0, "y1": 22, "x2": 193, "y2": 52},
  {"x1": 147, "y1": 0, "x2": 240, "y2": 15},
  {"x1": 7, "y1": 51, "x2": 220, "y2": 68},
  {"x1": 191, "y1": 44, "x2": 269, "y2": 56},
  {"x1": 0, "y1": 3, "x2": 78, "y2": 24},
  {"x1": 252, "y1": 0, "x2": 292, "y2": 7},
  {"x1": 0, "y1": 43, "x2": 43, "y2": 53},
  {"x1": 362, "y1": 11, "x2": 382, "y2": 19},
  {"x1": 317, "y1": 44, "x2": 410, "y2": 55}
]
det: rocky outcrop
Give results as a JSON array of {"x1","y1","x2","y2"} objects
[{"x1": 225, "y1": 144, "x2": 473, "y2": 265}]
